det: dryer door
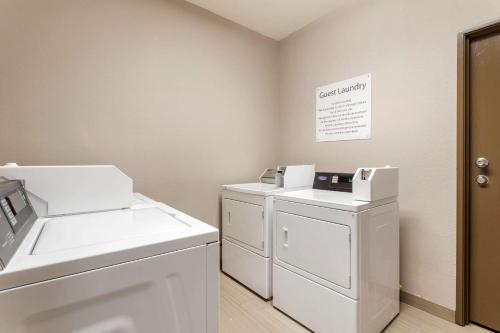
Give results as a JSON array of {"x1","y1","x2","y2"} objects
[
  {"x1": 222, "y1": 199, "x2": 264, "y2": 251},
  {"x1": 275, "y1": 211, "x2": 351, "y2": 289}
]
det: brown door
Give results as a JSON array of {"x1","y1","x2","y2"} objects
[{"x1": 469, "y1": 29, "x2": 500, "y2": 331}]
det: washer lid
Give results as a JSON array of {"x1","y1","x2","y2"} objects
[
  {"x1": 32, "y1": 207, "x2": 189, "y2": 255},
  {"x1": 0, "y1": 196, "x2": 218, "y2": 290},
  {"x1": 274, "y1": 189, "x2": 397, "y2": 212}
]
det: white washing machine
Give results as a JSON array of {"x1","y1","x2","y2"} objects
[
  {"x1": 0, "y1": 165, "x2": 219, "y2": 333},
  {"x1": 272, "y1": 167, "x2": 399, "y2": 333},
  {"x1": 221, "y1": 165, "x2": 314, "y2": 299}
]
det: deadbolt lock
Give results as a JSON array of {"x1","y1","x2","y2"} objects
[
  {"x1": 476, "y1": 157, "x2": 489, "y2": 168},
  {"x1": 476, "y1": 174, "x2": 489, "y2": 186}
]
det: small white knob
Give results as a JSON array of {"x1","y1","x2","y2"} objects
[{"x1": 4, "y1": 163, "x2": 18, "y2": 167}]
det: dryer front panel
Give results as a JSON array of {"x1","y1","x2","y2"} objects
[
  {"x1": 275, "y1": 211, "x2": 351, "y2": 289},
  {"x1": 222, "y1": 198, "x2": 264, "y2": 251}
]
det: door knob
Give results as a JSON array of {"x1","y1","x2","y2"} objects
[
  {"x1": 476, "y1": 157, "x2": 489, "y2": 168},
  {"x1": 476, "y1": 174, "x2": 489, "y2": 186}
]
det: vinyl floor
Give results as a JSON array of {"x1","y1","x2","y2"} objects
[{"x1": 219, "y1": 273, "x2": 492, "y2": 333}]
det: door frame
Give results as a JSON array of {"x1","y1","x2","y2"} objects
[{"x1": 456, "y1": 19, "x2": 500, "y2": 326}]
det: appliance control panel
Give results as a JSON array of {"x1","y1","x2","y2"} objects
[
  {"x1": 259, "y1": 168, "x2": 277, "y2": 184},
  {"x1": 0, "y1": 179, "x2": 37, "y2": 270},
  {"x1": 313, "y1": 172, "x2": 354, "y2": 192}
]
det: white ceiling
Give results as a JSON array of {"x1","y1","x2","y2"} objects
[{"x1": 184, "y1": 0, "x2": 352, "y2": 40}]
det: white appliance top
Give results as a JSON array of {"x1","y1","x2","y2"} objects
[
  {"x1": 222, "y1": 182, "x2": 285, "y2": 196},
  {"x1": 33, "y1": 208, "x2": 189, "y2": 255},
  {"x1": 274, "y1": 189, "x2": 397, "y2": 212},
  {"x1": 0, "y1": 193, "x2": 218, "y2": 290}
]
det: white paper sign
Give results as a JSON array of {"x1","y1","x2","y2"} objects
[{"x1": 316, "y1": 73, "x2": 371, "y2": 142}]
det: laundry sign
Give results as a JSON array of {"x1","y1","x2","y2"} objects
[{"x1": 316, "y1": 73, "x2": 371, "y2": 142}]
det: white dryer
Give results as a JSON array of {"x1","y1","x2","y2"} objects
[
  {"x1": 221, "y1": 165, "x2": 314, "y2": 299},
  {"x1": 272, "y1": 167, "x2": 399, "y2": 333},
  {"x1": 0, "y1": 165, "x2": 219, "y2": 333}
]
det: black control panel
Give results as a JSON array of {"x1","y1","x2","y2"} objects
[
  {"x1": 313, "y1": 172, "x2": 354, "y2": 192},
  {"x1": 0, "y1": 179, "x2": 37, "y2": 269}
]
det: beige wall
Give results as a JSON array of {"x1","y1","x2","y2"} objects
[
  {"x1": 0, "y1": 0, "x2": 279, "y2": 228},
  {"x1": 277, "y1": 0, "x2": 500, "y2": 310}
]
